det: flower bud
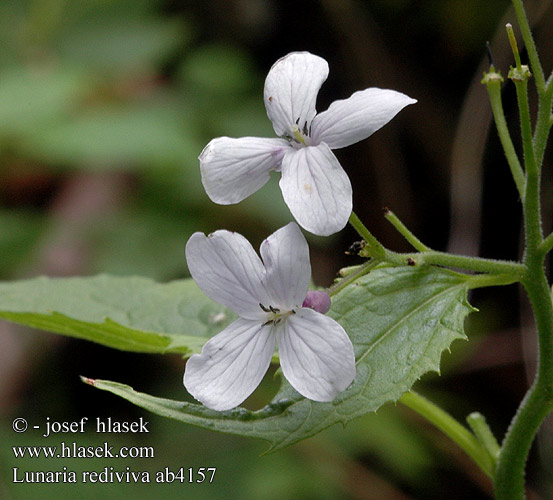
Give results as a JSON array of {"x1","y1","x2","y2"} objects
[{"x1": 302, "y1": 290, "x2": 331, "y2": 314}]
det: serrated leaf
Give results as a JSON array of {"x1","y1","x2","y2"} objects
[
  {"x1": 89, "y1": 266, "x2": 476, "y2": 450},
  {"x1": 0, "y1": 275, "x2": 235, "y2": 355}
]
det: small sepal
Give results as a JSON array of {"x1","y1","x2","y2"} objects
[{"x1": 508, "y1": 65, "x2": 532, "y2": 82}]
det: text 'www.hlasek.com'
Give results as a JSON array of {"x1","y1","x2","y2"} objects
[{"x1": 10, "y1": 416, "x2": 216, "y2": 484}]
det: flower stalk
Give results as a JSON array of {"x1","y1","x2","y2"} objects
[
  {"x1": 466, "y1": 412, "x2": 501, "y2": 463},
  {"x1": 511, "y1": 0, "x2": 545, "y2": 93},
  {"x1": 349, "y1": 211, "x2": 525, "y2": 278},
  {"x1": 348, "y1": 212, "x2": 386, "y2": 258},
  {"x1": 399, "y1": 391, "x2": 496, "y2": 479},
  {"x1": 491, "y1": 3, "x2": 553, "y2": 498},
  {"x1": 482, "y1": 67, "x2": 526, "y2": 201},
  {"x1": 383, "y1": 209, "x2": 431, "y2": 252}
]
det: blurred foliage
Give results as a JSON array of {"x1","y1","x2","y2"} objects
[
  {"x1": 0, "y1": 0, "x2": 552, "y2": 498},
  {"x1": 0, "y1": 0, "x2": 291, "y2": 281}
]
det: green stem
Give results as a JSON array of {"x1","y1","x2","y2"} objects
[
  {"x1": 494, "y1": 269, "x2": 553, "y2": 499},
  {"x1": 513, "y1": 78, "x2": 537, "y2": 175},
  {"x1": 506, "y1": 23, "x2": 522, "y2": 69},
  {"x1": 383, "y1": 209, "x2": 431, "y2": 252},
  {"x1": 484, "y1": 72, "x2": 526, "y2": 201},
  {"x1": 348, "y1": 212, "x2": 386, "y2": 258},
  {"x1": 496, "y1": 136, "x2": 548, "y2": 500},
  {"x1": 510, "y1": 0, "x2": 553, "y2": 171},
  {"x1": 328, "y1": 259, "x2": 381, "y2": 296},
  {"x1": 466, "y1": 412, "x2": 501, "y2": 461},
  {"x1": 521, "y1": 121, "x2": 542, "y2": 251},
  {"x1": 466, "y1": 273, "x2": 523, "y2": 290},
  {"x1": 385, "y1": 249, "x2": 526, "y2": 277},
  {"x1": 399, "y1": 391, "x2": 495, "y2": 478},
  {"x1": 493, "y1": 9, "x2": 553, "y2": 489},
  {"x1": 511, "y1": 0, "x2": 546, "y2": 93},
  {"x1": 350, "y1": 212, "x2": 525, "y2": 277},
  {"x1": 533, "y1": 79, "x2": 553, "y2": 170},
  {"x1": 539, "y1": 231, "x2": 553, "y2": 256}
]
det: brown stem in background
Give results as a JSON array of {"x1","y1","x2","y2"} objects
[{"x1": 0, "y1": 171, "x2": 130, "y2": 412}]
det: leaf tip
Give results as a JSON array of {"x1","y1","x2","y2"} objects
[{"x1": 80, "y1": 375, "x2": 96, "y2": 386}]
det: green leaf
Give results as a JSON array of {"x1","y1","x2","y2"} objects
[
  {"x1": 0, "y1": 67, "x2": 85, "y2": 137},
  {"x1": 23, "y1": 103, "x2": 197, "y2": 167},
  {"x1": 56, "y1": 17, "x2": 186, "y2": 75},
  {"x1": 0, "y1": 275, "x2": 235, "y2": 355},
  {"x1": 88, "y1": 266, "x2": 476, "y2": 450}
]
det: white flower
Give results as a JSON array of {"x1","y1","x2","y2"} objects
[
  {"x1": 184, "y1": 222, "x2": 356, "y2": 411},
  {"x1": 199, "y1": 51, "x2": 416, "y2": 236}
]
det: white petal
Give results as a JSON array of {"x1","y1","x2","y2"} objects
[
  {"x1": 279, "y1": 144, "x2": 352, "y2": 236},
  {"x1": 199, "y1": 136, "x2": 289, "y2": 204},
  {"x1": 311, "y1": 88, "x2": 417, "y2": 149},
  {"x1": 186, "y1": 230, "x2": 271, "y2": 319},
  {"x1": 277, "y1": 308, "x2": 356, "y2": 402},
  {"x1": 260, "y1": 222, "x2": 310, "y2": 309},
  {"x1": 264, "y1": 52, "x2": 329, "y2": 138},
  {"x1": 184, "y1": 318, "x2": 276, "y2": 411}
]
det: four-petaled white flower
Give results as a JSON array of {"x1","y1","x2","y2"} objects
[
  {"x1": 199, "y1": 51, "x2": 416, "y2": 236},
  {"x1": 184, "y1": 222, "x2": 356, "y2": 411}
]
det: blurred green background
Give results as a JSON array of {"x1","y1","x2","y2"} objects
[{"x1": 1, "y1": 0, "x2": 552, "y2": 498}]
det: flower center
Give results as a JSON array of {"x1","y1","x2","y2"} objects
[
  {"x1": 291, "y1": 124, "x2": 307, "y2": 145},
  {"x1": 287, "y1": 118, "x2": 312, "y2": 148},
  {"x1": 259, "y1": 303, "x2": 296, "y2": 326}
]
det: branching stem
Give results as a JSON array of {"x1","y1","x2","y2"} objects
[{"x1": 399, "y1": 391, "x2": 496, "y2": 479}]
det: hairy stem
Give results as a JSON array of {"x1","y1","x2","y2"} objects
[
  {"x1": 494, "y1": 267, "x2": 553, "y2": 499},
  {"x1": 328, "y1": 259, "x2": 382, "y2": 296},
  {"x1": 467, "y1": 412, "x2": 501, "y2": 462},
  {"x1": 349, "y1": 212, "x2": 525, "y2": 277},
  {"x1": 383, "y1": 209, "x2": 431, "y2": 252},
  {"x1": 493, "y1": 6, "x2": 553, "y2": 491},
  {"x1": 348, "y1": 212, "x2": 386, "y2": 258},
  {"x1": 511, "y1": 0, "x2": 546, "y2": 92},
  {"x1": 386, "y1": 249, "x2": 525, "y2": 277},
  {"x1": 513, "y1": 78, "x2": 537, "y2": 174},
  {"x1": 484, "y1": 71, "x2": 526, "y2": 200},
  {"x1": 533, "y1": 77, "x2": 553, "y2": 170}
]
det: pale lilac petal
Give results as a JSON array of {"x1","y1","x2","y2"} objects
[
  {"x1": 311, "y1": 88, "x2": 417, "y2": 149},
  {"x1": 302, "y1": 290, "x2": 331, "y2": 314},
  {"x1": 277, "y1": 308, "x2": 356, "y2": 401},
  {"x1": 279, "y1": 144, "x2": 352, "y2": 236},
  {"x1": 186, "y1": 230, "x2": 271, "y2": 319},
  {"x1": 259, "y1": 222, "x2": 310, "y2": 309},
  {"x1": 184, "y1": 318, "x2": 276, "y2": 411},
  {"x1": 199, "y1": 136, "x2": 289, "y2": 204},
  {"x1": 264, "y1": 52, "x2": 329, "y2": 138}
]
